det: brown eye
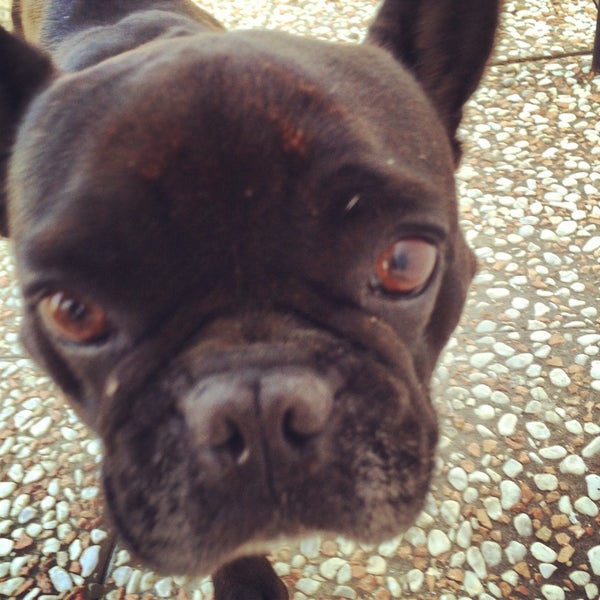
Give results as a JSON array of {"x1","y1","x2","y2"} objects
[
  {"x1": 375, "y1": 238, "x2": 438, "y2": 295},
  {"x1": 38, "y1": 292, "x2": 109, "y2": 343}
]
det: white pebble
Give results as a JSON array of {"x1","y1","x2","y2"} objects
[
  {"x1": 582, "y1": 236, "x2": 600, "y2": 252},
  {"x1": 155, "y1": 578, "x2": 173, "y2": 598},
  {"x1": 586, "y1": 474, "x2": 600, "y2": 501},
  {"x1": 503, "y1": 458, "x2": 523, "y2": 477},
  {"x1": 539, "y1": 446, "x2": 567, "y2": 460},
  {"x1": 475, "y1": 404, "x2": 495, "y2": 420},
  {"x1": 589, "y1": 545, "x2": 600, "y2": 576},
  {"x1": 467, "y1": 547, "x2": 487, "y2": 579},
  {"x1": 0, "y1": 538, "x2": 14, "y2": 557},
  {"x1": 531, "y1": 542, "x2": 557, "y2": 563},
  {"x1": 574, "y1": 497, "x2": 599, "y2": 517},
  {"x1": 484, "y1": 497, "x2": 502, "y2": 520},
  {"x1": 456, "y1": 521, "x2": 472, "y2": 549},
  {"x1": 541, "y1": 584, "x2": 564, "y2": 600},
  {"x1": 481, "y1": 541, "x2": 502, "y2": 567},
  {"x1": 498, "y1": 414, "x2": 518, "y2": 436},
  {"x1": 406, "y1": 569, "x2": 424, "y2": 593},
  {"x1": 320, "y1": 558, "x2": 347, "y2": 580},
  {"x1": 296, "y1": 578, "x2": 321, "y2": 595},
  {"x1": 559, "y1": 455, "x2": 586, "y2": 475},
  {"x1": 49, "y1": 566, "x2": 73, "y2": 593},
  {"x1": 448, "y1": 467, "x2": 468, "y2": 491},
  {"x1": 23, "y1": 465, "x2": 45, "y2": 485},
  {"x1": 549, "y1": 368, "x2": 571, "y2": 387},
  {"x1": 29, "y1": 416, "x2": 53, "y2": 437},
  {"x1": 526, "y1": 421, "x2": 551, "y2": 440},
  {"x1": 582, "y1": 436, "x2": 600, "y2": 458},
  {"x1": 80, "y1": 545, "x2": 100, "y2": 577},
  {"x1": 505, "y1": 541, "x2": 527, "y2": 564},
  {"x1": 500, "y1": 480, "x2": 521, "y2": 510},
  {"x1": 427, "y1": 529, "x2": 451, "y2": 557},
  {"x1": 463, "y1": 571, "x2": 484, "y2": 595},
  {"x1": 0, "y1": 483, "x2": 16, "y2": 499},
  {"x1": 534, "y1": 474, "x2": 558, "y2": 491},
  {"x1": 514, "y1": 513, "x2": 533, "y2": 537}
]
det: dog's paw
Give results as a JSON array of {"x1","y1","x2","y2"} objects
[{"x1": 212, "y1": 555, "x2": 289, "y2": 600}]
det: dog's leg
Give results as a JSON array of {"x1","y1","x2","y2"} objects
[{"x1": 212, "y1": 556, "x2": 289, "y2": 600}]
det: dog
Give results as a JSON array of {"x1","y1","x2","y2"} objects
[{"x1": 0, "y1": 0, "x2": 499, "y2": 597}]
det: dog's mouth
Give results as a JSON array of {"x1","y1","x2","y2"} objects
[{"x1": 99, "y1": 338, "x2": 438, "y2": 576}]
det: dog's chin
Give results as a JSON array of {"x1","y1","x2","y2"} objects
[
  {"x1": 101, "y1": 422, "x2": 435, "y2": 577},
  {"x1": 104, "y1": 482, "x2": 431, "y2": 577}
]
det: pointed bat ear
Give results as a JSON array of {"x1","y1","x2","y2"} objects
[
  {"x1": 366, "y1": 0, "x2": 500, "y2": 160},
  {"x1": 0, "y1": 27, "x2": 54, "y2": 236}
]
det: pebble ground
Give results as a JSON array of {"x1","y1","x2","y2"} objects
[{"x1": 0, "y1": 0, "x2": 598, "y2": 599}]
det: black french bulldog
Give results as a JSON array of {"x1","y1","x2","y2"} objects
[{"x1": 0, "y1": 0, "x2": 499, "y2": 597}]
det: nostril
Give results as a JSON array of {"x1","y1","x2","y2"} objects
[
  {"x1": 261, "y1": 369, "x2": 334, "y2": 450},
  {"x1": 216, "y1": 420, "x2": 249, "y2": 465},
  {"x1": 282, "y1": 407, "x2": 315, "y2": 448}
]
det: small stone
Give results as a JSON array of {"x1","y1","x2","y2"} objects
[
  {"x1": 22, "y1": 465, "x2": 45, "y2": 485},
  {"x1": 586, "y1": 474, "x2": 600, "y2": 501},
  {"x1": 378, "y1": 538, "x2": 400, "y2": 557},
  {"x1": 406, "y1": 569, "x2": 424, "y2": 593},
  {"x1": 320, "y1": 557, "x2": 347, "y2": 580},
  {"x1": 366, "y1": 556, "x2": 387, "y2": 576},
  {"x1": 559, "y1": 455, "x2": 586, "y2": 475},
  {"x1": 456, "y1": 521, "x2": 472, "y2": 549},
  {"x1": 427, "y1": 529, "x2": 451, "y2": 557},
  {"x1": 540, "y1": 446, "x2": 567, "y2": 460},
  {"x1": 526, "y1": 421, "x2": 551, "y2": 440},
  {"x1": 498, "y1": 414, "x2": 518, "y2": 436},
  {"x1": 333, "y1": 585, "x2": 356, "y2": 599},
  {"x1": 582, "y1": 236, "x2": 600, "y2": 252},
  {"x1": 0, "y1": 538, "x2": 14, "y2": 557},
  {"x1": 541, "y1": 584, "x2": 565, "y2": 600},
  {"x1": 531, "y1": 542, "x2": 557, "y2": 563},
  {"x1": 296, "y1": 578, "x2": 321, "y2": 595},
  {"x1": 299, "y1": 536, "x2": 321, "y2": 559},
  {"x1": 500, "y1": 480, "x2": 521, "y2": 510},
  {"x1": 505, "y1": 541, "x2": 527, "y2": 564},
  {"x1": 463, "y1": 571, "x2": 484, "y2": 595},
  {"x1": 466, "y1": 547, "x2": 487, "y2": 579},
  {"x1": 448, "y1": 467, "x2": 468, "y2": 491},
  {"x1": 514, "y1": 513, "x2": 533, "y2": 536},
  {"x1": 569, "y1": 570, "x2": 591, "y2": 586},
  {"x1": 503, "y1": 458, "x2": 523, "y2": 477},
  {"x1": 0, "y1": 577, "x2": 26, "y2": 597},
  {"x1": 49, "y1": 566, "x2": 73, "y2": 593},
  {"x1": 155, "y1": 578, "x2": 173, "y2": 598},
  {"x1": 534, "y1": 474, "x2": 558, "y2": 491},
  {"x1": 573, "y1": 496, "x2": 599, "y2": 517},
  {"x1": 484, "y1": 497, "x2": 502, "y2": 520},
  {"x1": 481, "y1": 541, "x2": 502, "y2": 567},
  {"x1": 582, "y1": 436, "x2": 600, "y2": 458},
  {"x1": 80, "y1": 545, "x2": 101, "y2": 577},
  {"x1": 0, "y1": 483, "x2": 17, "y2": 499},
  {"x1": 440, "y1": 500, "x2": 461, "y2": 526},
  {"x1": 540, "y1": 563, "x2": 558, "y2": 578},
  {"x1": 29, "y1": 415, "x2": 53, "y2": 437},
  {"x1": 113, "y1": 566, "x2": 133, "y2": 587},
  {"x1": 549, "y1": 368, "x2": 571, "y2": 388}
]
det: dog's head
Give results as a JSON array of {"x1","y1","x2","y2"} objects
[{"x1": 0, "y1": 0, "x2": 497, "y2": 575}]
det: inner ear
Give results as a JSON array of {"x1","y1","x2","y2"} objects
[{"x1": 365, "y1": 0, "x2": 500, "y2": 158}]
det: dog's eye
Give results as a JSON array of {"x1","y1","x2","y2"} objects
[
  {"x1": 375, "y1": 238, "x2": 438, "y2": 296},
  {"x1": 38, "y1": 292, "x2": 109, "y2": 343}
]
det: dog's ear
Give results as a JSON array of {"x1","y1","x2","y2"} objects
[
  {"x1": 0, "y1": 27, "x2": 54, "y2": 237},
  {"x1": 366, "y1": 0, "x2": 499, "y2": 160}
]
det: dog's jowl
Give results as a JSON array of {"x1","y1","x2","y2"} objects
[{"x1": 0, "y1": 0, "x2": 499, "y2": 597}]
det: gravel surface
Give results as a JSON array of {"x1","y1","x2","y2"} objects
[{"x1": 0, "y1": 1, "x2": 599, "y2": 599}]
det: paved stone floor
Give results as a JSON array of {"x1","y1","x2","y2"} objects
[{"x1": 0, "y1": 1, "x2": 598, "y2": 599}]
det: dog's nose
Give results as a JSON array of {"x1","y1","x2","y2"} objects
[{"x1": 182, "y1": 369, "x2": 334, "y2": 469}]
